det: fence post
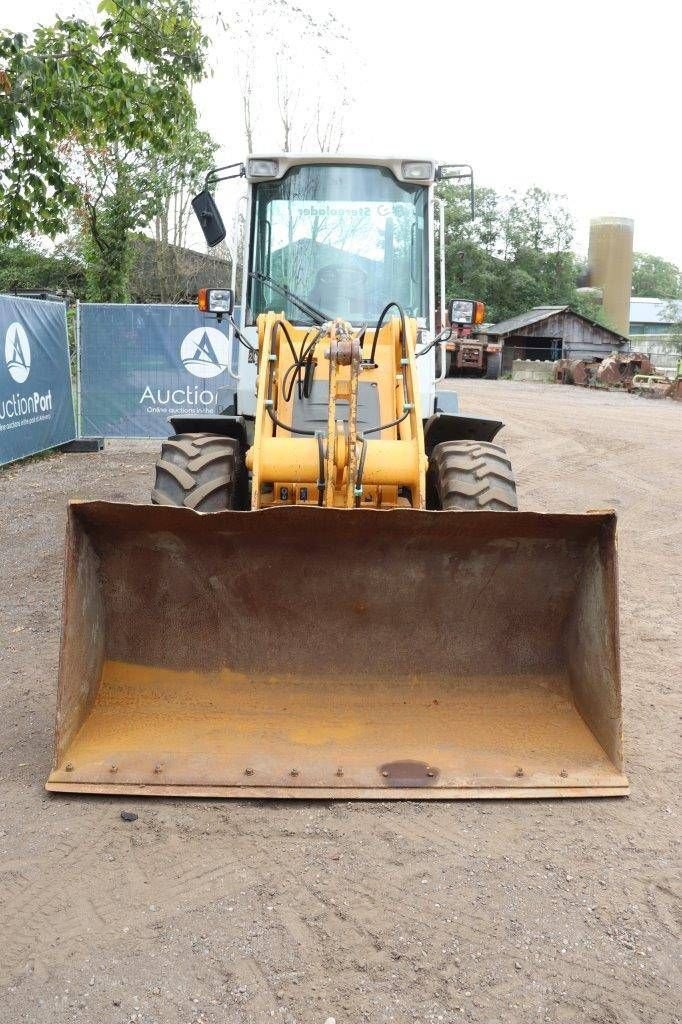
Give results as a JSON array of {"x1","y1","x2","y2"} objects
[{"x1": 75, "y1": 299, "x2": 82, "y2": 437}]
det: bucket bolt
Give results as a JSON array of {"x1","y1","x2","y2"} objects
[
  {"x1": 244, "y1": 767, "x2": 254, "y2": 776},
  {"x1": 336, "y1": 767, "x2": 344, "y2": 777},
  {"x1": 290, "y1": 768, "x2": 299, "y2": 777},
  {"x1": 381, "y1": 770, "x2": 389, "y2": 778},
  {"x1": 64, "y1": 762, "x2": 74, "y2": 772},
  {"x1": 560, "y1": 769, "x2": 568, "y2": 778},
  {"x1": 153, "y1": 764, "x2": 163, "y2": 774},
  {"x1": 515, "y1": 767, "x2": 524, "y2": 778},
  {"x1": 110, "y1": 763, "x2": 119, "y2": 774}
]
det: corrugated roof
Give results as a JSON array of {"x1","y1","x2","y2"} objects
[
  {"x1": 630, "y1": 297, "x2": 682, "y2": 324},
  {"x1": 486, "y1": 307, "x2": 569, "y2": 335},
  {"x1": 487, "y1": 305, "x2": 627, "y2": 342}
]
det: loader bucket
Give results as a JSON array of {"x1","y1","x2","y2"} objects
[{"x1": 46, "y1": 502, "x2": 628, "y2": 800}]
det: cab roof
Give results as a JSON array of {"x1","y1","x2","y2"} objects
[{"x1": 245, "y1": 154, "x2": 438, "y2": 185}]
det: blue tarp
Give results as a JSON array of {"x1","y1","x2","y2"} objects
[
  {"x1": 79, "y1": 303, "x2": 239, "y2": 437},
  {"x1": 0, "y1": 295, "x2": 76, "y2": 466}
]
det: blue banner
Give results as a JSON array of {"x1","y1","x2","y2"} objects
[
  {"x1": 0, "y1": 295, "x2": 76, "y2": 466},
  {"x1": 79, "y1": 303, "x2": 239, "y2": 437}
]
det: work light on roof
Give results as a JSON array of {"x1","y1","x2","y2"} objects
[
  {"x1": 401, "y1": 161, "x2": 434, "y2": 181},
  {"x1": 248, "y1": 159, "x2": 279, "y2": 178}
]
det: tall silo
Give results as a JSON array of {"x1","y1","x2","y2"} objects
[{"x1": 587, "y1": 218, "x2": 634, "y2": 337}]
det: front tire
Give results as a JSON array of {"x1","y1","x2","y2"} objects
[
  {"x1": 485, "y1": 352, "x2": 502, "y2": 379},
  {"x1": 151, "y1": 433, "x2": 244, "y2": 512},
  {"x1": 429, "y1": 440, "x2": 518, "y2": 511}
]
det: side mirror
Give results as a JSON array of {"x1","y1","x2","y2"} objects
[
  {"x1": 191, "y1": 190, "x2": 227, "y2": 248},
  {"x1": 436, "y1": 164, "x2": 475, "y2": 219}
]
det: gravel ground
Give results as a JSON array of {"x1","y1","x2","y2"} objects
[{"x1": 0, "y1": 379, "x2": 679, "y2": 1024}]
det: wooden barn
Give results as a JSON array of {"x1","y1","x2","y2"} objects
[{"x1": 486, "y1": 306, "x2": 628, "y2": 371}]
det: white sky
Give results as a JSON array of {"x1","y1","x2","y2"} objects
[{"x1": 7, "y1": 0, "x2": 682, "y2": 265}]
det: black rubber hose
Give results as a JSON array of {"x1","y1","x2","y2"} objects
[
  {"x1": 281, "y1": 361, "x2": 300, "y2": 403},
  {"x1": 316, "y1": 432, "x2": 325, "y2": 505},
  {"x1": 416, "y1": 326, "x2": 452, "y2": 358},
  {"x1": 363, "y1": 408, "x2": 411, "y2": 436},
  {"x1": 280, "y1": 329, "x2": 320, "y2": 403},
  {"x1": 302, "y1": 349, "x2": 315, "y2": 398},
  {"x1": 265, "y1": 404, "x2": 316, "y2": 436},
  {"x1": 273, "y1": 320, "x2": 299, "y2": 365},
  {"x1": 369, "y1": 302, "x2": 407, "y2": 365},
  {"x1": 354, "y1": 437, "x2": 368, "y2": 506}
]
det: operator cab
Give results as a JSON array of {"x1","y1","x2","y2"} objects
[
  {"x1": 191, "y1": 156, "x2": 474, "y2": 419},
  {"x1": 247, "y1": 161, "x2": 429, "y2": 327}
]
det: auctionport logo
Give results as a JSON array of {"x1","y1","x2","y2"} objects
[
  {"x1": 180, "y1": 327, "x2": 230, "y2": 379},
  {"x1": 5, "y1": 322, "x2": 31, "y2": 383}
]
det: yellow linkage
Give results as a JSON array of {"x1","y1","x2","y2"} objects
[{"x1": 247, "y1": 313, "x2": 427, "y2": 509}]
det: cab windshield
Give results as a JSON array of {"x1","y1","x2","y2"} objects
[{"x1": 248, "y1": 163, "x2": 428, "y2": 325}]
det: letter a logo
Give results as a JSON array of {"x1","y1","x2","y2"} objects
[
  {"x1": 5, "y1": 322, "x2": 31, "y2": 383},
  {"x1": 180, "y1": 327, "x2": 230, "y2": 379}
]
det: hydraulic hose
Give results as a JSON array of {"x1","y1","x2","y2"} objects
[{"x1": 368, "y1": 302, "x2": 407, "y2": 365}]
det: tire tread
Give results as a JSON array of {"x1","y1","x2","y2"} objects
[
  {"x1": 430, "y1": 440, "x2": 518, "y2": 511},
  {"x1": 151, "y1": 433, "x2": 242, "y2": 512}
]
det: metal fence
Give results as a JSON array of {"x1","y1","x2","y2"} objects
[
  {"x1": 0, "y1": 294, "x2": 76, "y2": 466},
  {"x1": 628, "y1": 334, "x2": 681, "y2": 373},
  {"x1": 77, "y1": 302, "x2": 240, "y2": 438}
]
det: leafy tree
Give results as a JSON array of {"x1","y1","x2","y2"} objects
[
  {"x1": 77, "y1": 155, "x2": 151, "y2": 301},
  {"x1": 149, "y1": 122, "x2": 216, "y2": 301},
  {"x1": 437, "y1": 182, "x2": 609, "y2": 325},
  {"x1": 0, "y1": 238, "x2": 84, "y2": 294},
  {"x1": 228, "y1": 0, "x2": 354, "y2": 153},
  {"x1": 72, "y1": 117, "x2": 214, "y2": 301},
  {"x1": 631, "y1": 252, "x2": 682, "y2": 299},
  {"x1": 1, "y1": 0, "x2": 210, "y2": 299}
]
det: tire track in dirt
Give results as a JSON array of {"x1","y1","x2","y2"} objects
[{"x1": 1, "y1": 390, "x2": 680, "y2": 1023}]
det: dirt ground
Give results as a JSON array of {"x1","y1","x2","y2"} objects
[{"x1": 0, "y1": 379, "x2": 680, "y2": 1024}]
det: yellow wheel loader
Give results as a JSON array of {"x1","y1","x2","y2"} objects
[{"x1": 47, "y1": 157, "x2": 628, "y2": 800}]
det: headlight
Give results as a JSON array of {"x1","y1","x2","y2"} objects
[
  {"x1": 198, "y1": 288, "x2": 234, "y2": 315},
  {"x1": 449, "y1": 299, "x2": 475, "y2": 325},
  {"x1": 401, "y1": 161, "x2": 434, "y2": 181},
  {"x1": 247, "y1": 158, "x2": 279, "y2": 178}
]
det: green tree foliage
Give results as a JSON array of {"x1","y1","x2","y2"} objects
[
  {"x1": 1, "y1": 0, "x2": 211, "y2": 300},
  {"x1": 78, "y1": 157, "x2": 145, "y2": 301},
  {"x1": 631, "y1": 252, "x2": 682, "y2": 299},
  {"x1": 0, "y1": 239, "x2": 84, "y2": 294},
  {"x1": 437, "y1": 182, "x2": 600, "y2": 325},
  {"x1": 0, "y1": 0, "x2": 206, "y2": 238},
  {"x1": 77, "y1": 121, "x2": 214, "y2": 302}
]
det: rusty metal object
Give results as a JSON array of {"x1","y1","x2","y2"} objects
[
  {"x1": 455, "y1": 343, "x2": 484, "y2": 371},
  {"x1": 570, "y1": 358, "x2": 601, "y2": 387},
  {"x1": 597, "y1": 352, "x2": 654, "y2": 389},
  {"x1": 378, "y1": 761, "x2": 440, "y2": 787},
  {"x1": 553, "y1": 358, "x2": 601, "y2": 387},
  {"x1": 630, "y1": 374, "x2": 673, "y2": 399},
  {"x1": 327, "y1": 324, "x2": 361, "y2": 367},
  {"x1": 46, "y1": 501, "x2": 628, "y2": 801},
  {"x1": 553, "y1": 359, "x2": 572, "y2": 384},
  {"x1": 556, "y1": 353, "x2": 657, "y2": 391}
]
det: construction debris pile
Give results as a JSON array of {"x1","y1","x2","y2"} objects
[
  {"x1": 509, "y1": 351, "x2": 682, "y2": 400},
  {"x1": 553, "y1": 352, "x2": 654, "y2": 390}
]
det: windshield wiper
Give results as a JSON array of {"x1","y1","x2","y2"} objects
[{"x1": 249, "y1": 271, "x2": 332, "y2": 326}]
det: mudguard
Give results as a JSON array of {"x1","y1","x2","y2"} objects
[
  {"x1": 168, "y1": 414, "x2": 249, "y2": 448},
  {"x1": 424, "y1": 412, "x2": 504, "y2": 455}
]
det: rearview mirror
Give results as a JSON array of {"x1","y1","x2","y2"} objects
[
  {"x1": 437, "y1": 164, "x2": 475, "y2": 219},
  {"x1": 191, "y1": 190, "x2": 227, "y2": 248}
]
